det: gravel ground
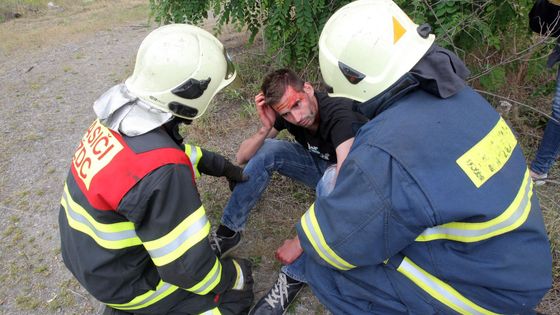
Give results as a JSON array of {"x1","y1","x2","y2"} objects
[
  {"x1": 0, "y1": 8, "x2": 324, "y2": 313},
  {"x1": 0, "y1": 21, "x2": 155, "y2": 314},
  {"x1": 1, "y1": 4, "x2": 557, "y2": 315}
]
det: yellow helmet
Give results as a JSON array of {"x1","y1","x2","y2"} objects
[
  {"x1": 319, "y1": 0, "x2": 435, "y2": 102},
  {"x1": 125, "y1": 24, "x2": 236, "y2": 120}
]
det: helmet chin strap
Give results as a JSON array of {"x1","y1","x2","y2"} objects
[{"x1": 163, "y1": 117, "x2": 191, "y2": 145}]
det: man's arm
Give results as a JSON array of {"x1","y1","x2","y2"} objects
[
  {"x1": 236, "y1": 126, "x2": 278, "y2": 164},
  {"x1": 236, "y1": 92, "x2": 279, "y2": 164},
  {"x1": 334, "y1": 137, "x2": 354, "y2": 174},
  {"x1": 296, "y1": 144, "x2": 434, "y2": 269}
]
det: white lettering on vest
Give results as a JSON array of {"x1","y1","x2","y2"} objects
[{"x1": 72, "y1": 120, "x2": 123, "y2": 189}]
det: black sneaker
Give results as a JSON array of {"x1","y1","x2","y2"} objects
[
  {"x1": 209, "y1": 230, "x2": 241, "y2": 258},
  {"x1": 248, "y1": 272, "x2": 305, "y2": 315}
]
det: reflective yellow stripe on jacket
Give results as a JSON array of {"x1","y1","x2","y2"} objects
[
  {"x1": 397, "y1": 257, "x2": 500, "y2": 315},
  {"x1": 405, "y1": 171, "x2": 532, "y2": 314},
  {"x1": 61, "y1": 184, "x2": 142, "y2": 249},
  {"x1": 199, "y1": 307, "x2": 222, "y2": 315},
  {"x1": 300, "y1": 204, "x2": 355, "y2": 270},
  {"x1": 185, "y1": 144, "x2": 203, "y2": 178},
  {"x1": 187, "y1": 258, "x2": 222, "y2": 295},
  {"x1": 232, "y1": 260, "x2": 244, "y2": 290},
  {"x1": 143, "y1": 206, "x2": 211, "y2": 266},
  {"x1": 107, "y1": 279, "x2": 178, "y2": 311},
  {"x1": 416, "y1": 170, "x2": 532, "y2": 242}
]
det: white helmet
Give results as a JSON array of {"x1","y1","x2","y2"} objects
[
  {"x1": 125, "y1": 24, "x2": 236, "y2": 120},
  {"x1": 319, "y1": 0, "x2": 435, "y2": 102}
]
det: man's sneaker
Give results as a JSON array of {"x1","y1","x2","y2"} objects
[
  {"x1": 209, "y1": 230, "x2": 241, "y2": 258},
  {"x1": 248, "y1": 272, "x2": 305, "y2": 315},
  {"x1": 530, "y1": 170, "x2": 548, "y2": 186}
]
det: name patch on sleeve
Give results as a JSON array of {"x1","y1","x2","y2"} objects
[{"x1": 72, "y1": 120, "x2": 123, "y2": 189}]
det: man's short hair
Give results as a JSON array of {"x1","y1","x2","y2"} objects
[{"x1": 261, "y1": 69, "x2": 305, "y2": 108}]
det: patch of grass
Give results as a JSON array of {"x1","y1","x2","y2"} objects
[
  {"x1": 3, "y1": 225, "x2": 16, "y2": 237},
  {"x1": 29, "y1": 82, "x2": 41, "y2": 90},
  {"x1": 9, "y1": 215, "x2": 20, "y2": 223},
  {"x1": 47, "y1": 288, "x2": 76, "y2": 311},
  {"x1": 33, "y1": 265, "x2": 49, "y2": 275},
  {"x1": 15, "y1": 294, "x2": 41, "y2": 310},
  {"x1": 24, "y1": 133, "x2": 43, "y2": 142},
  {"x1": 74, "y1": 51, "x2": 84, "y2": 59},
  {"x1": 0, "y1": 0, "x2": 150, "y2": 57},
  {"x1": 248, "y1": 255, "x2": 262, "y2": 267}
]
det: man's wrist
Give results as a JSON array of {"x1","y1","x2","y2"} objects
[{"x1": 258, "y1": 126, "x2": 272, "y2": 136}]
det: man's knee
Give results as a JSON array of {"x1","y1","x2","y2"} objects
[{"x1": 248, "y1": 139, "x2": 292, "y2": 169}]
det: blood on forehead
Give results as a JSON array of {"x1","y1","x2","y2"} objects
[{"x1": 272, "y1": 86, "x2": 304, "y2": 114}]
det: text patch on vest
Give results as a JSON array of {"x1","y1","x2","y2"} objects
[
  {"x1": 456, "y1": 117, "x2": 516, "y2": 188},
  {"x1": 73, "y1": 120, "x2": 123, "y2": 189}
]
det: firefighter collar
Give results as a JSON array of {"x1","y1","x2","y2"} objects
[{"x1": 93, "y1": 84, "x2": 172, "y2": 136}]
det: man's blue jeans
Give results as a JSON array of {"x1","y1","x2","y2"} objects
[
  {"x1": 221, "y1": 139, "x2": 332, "y2": 282},
  {"x1": 531, "y1": 67, "x2": 560, "y2": 175}
]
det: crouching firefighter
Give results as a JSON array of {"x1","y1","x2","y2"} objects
[
  {"x1": 58, "y1": 24, "x2": 253, "y2": 315},
  {"x1": 295, "y1": 0, "x2": 553, "y2": 314}
]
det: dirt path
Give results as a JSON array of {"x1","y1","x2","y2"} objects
[
  {"x1": 0, "y1": 4, "x2": 323, "y2": 314},
  {"x1": 3, "y1": 3, "x2": 557, "y2": 315},
  {"x1": 0, "y1": 16, "x2": 155, "y2": 313}
]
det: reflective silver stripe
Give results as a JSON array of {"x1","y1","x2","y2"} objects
[
  {"x1": 417, "y1": 171, "x2": 532, "y2": 242},
  {"x1": 118, "y1": 282, "x2": 173, "y2": 309},
  {"x1": 199, "y1": 308, "x2": 221, "y2": 315},
  {"x1": 62, "y1": 191, "x2": 138, "y2": 242},
  {"x1": 398, "y1": 258, "x2": 500, "y2": 315},
  {"x1": 191, "y1": 260, "x2": 222, "y2": 294},
  {"x1": 302, "y1": 209, "x2": 352, "y2": 270},
  {"x1": 188, "y1": 145, "x2": 199, "y2": 166},
  {"x1": 232, "y1": 260, "x2": 244, "y2": 290},
  {"x1": 146, "y1": 215, "x2": 208, "y2": 259},
  {"x1": 107, "y1": 280, "x2": 179, "y2": 310}
]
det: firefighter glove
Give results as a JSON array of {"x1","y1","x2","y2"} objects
[{"x1": 223, "y1": 159, "x2": 248, "y2": 191}]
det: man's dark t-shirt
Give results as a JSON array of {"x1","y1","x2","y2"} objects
[{"x1": 273, "y1": 92, "x2": 368, "y2": 163}]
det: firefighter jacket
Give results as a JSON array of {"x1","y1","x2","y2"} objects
[
  {"x1": 59, "y1": 119, "x2": 243, "y2": 313},
  {"x1": 296, "y1": 83, "x2": 553, "y2": 314}
]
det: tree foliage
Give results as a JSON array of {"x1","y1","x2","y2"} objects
[
  {"x1": 149, "y1": 0, "x2": 547, "y2": 81},
  {"x1": 149, "y1": 0, "x2": 353, "y2": 69}
]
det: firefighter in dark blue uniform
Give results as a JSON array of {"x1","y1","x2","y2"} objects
[
  {"x1": 59, "y1": 24, "x2": 253, "y2": 315},
  {"x1": 294, "y1": 0, "x2": 553, "y2": 313}
]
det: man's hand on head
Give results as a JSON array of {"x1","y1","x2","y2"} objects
[{"x1": 255, "y1": 92, "x2": 276, "y2": 131}]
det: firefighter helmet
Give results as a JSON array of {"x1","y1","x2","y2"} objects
[
  {"x1": 125, "y1": 24, "x2": 236, "y2": 120},
  {"x1": 319, "y1": 0, "x2": 435, "y2": 102}
]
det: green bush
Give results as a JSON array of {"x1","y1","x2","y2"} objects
[
  {"x1": 150, "y1": 1, "x2": 539, "y2": 71},
  {"x1": 149, "y1": 0, "x2": 352, "y2": 69}
]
